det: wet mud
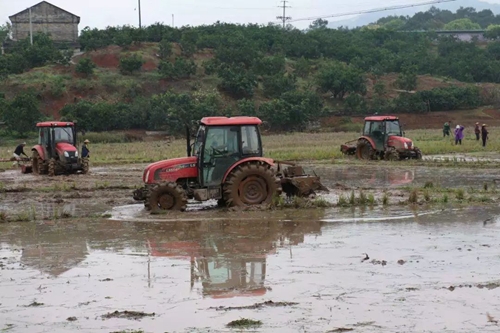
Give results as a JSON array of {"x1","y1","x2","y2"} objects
[{"x1": 1, "y1": 163, "x2": 500, "y2": 332}]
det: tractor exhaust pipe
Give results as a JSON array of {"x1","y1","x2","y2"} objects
[{"x1": 186, "y1": 124, "x2": 191, "y2": 157}]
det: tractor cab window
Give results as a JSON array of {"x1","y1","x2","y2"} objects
[
  {"x1": 370, "y1": 122, "x2": 385, "y2": 140},
  {"x1": 241, "y1": 126, "x2": 261, "y2": 156},
  {"x1": 193, "y1": 125, "x2": 206, "y2": 156},
  {"x1": 39, "y1": 128, "x2": 49, "y2": 146},
  {"x1": 363, "y1": 121, "x2": 372, "y2": 136},
  {"x1": 385, "y1": 120, "x2": 402, "y2": 136},
  {"x1": 53, "y1": 127, "x2": 74, "y2": 144},
  {"x1": 202, "y1": 126, "x2": 241, "y2": 186}
]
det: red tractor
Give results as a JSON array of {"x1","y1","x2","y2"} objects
[
  {"x1": 341, "y1": 116, "x2": 422, "y2": 160},
  {"x1": 133, "y1": 116, "x2": 327, "y2": 211},
  {"x1": 30, "y1": 121, "x2": 89, "y2": 176}
]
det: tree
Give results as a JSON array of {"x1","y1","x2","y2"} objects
[
  {"x1": 0, "y1": 22, "x2": 11, "y2": 42},
  {"x1": 309, "y1": 19, "x2": 329, "y2": 30},
  {"x1": 76, "y1": 58, "x2": 96, "y2": 76},
  {"x1": 119, "y1": 54, "x2": 144, "y2": 74},
  {"x1": 262, "y1": 74, "x2": 297, "y2": 98},
  {"x1": 217, "y1": 65, "x2": 257, "y2": 99},
  {"x1": 159, "y1": 39, "x2": 173, "y2": 59},
  {"x1": 383, "y1": 18, "x2": 406, "y2": 31},
  {"x1": 3, "y1": 91, "x2": 43, "y2": 136},
  {"x1": 485, "y1": 24, "x2": 500, "y2": 40},
  {"x1": 158, "y1": 58, "x2": 197, "y2": 79},
  {"x1": 443, "y1": 18, "x2": 481, "y2": 30},
  {"x1": 395, "y1": 64, "x2": 418, "y2": 91},
  {"x1": 316, "y1": 62, "x2": 366, "y2": 99}
]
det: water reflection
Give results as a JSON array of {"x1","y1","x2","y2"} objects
[
  {"x1": 1, "y1": 217, "x2": 324, "y2": 299},
  {"x1": 139, "y1": 220, "x2": 323, "y2": 298}
]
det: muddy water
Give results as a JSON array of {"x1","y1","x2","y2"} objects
[
  {"x1": 309, "y1": 164, "x2": 500, "y2": 189},
  {"x1": 1, "y1": 206, "x2": 500, "y2": 333}
]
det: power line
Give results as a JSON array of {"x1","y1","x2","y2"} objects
[
  {"x1": 276, "y1": 1, "x2": 291, "y2": 28},
  {"x1": 287, "y1": 0, "x2": 456, "y2": 23}
]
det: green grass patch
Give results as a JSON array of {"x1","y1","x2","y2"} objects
[{"x1": 226, "y1": 318, "x2": 263, "y2": 328}]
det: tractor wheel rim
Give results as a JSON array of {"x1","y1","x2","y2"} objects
[
  {"x1": 158, "y1": 193, "x2": 175, "y2": 209},
  {"x1": 361, "y1": 145, "x2": 370, "y2": 159},
  {"x1": 238, "y1": 176, "x2": 267, "y2": 204}
]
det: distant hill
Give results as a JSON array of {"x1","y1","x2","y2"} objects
[{"x1": 328, "y1": 0, "x2": 500, "y2": 28}]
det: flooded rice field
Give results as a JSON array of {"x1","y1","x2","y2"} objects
[{"x1": 1, "y1": 163, "x2": 500, "y2": 332}]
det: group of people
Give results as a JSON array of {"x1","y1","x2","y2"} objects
[
  {"x1": 11, "y1": 140, "x2": 91, "y2": 166},
  {"x1": 443, "y1": 121, "x2": 489, "y2": 147}
]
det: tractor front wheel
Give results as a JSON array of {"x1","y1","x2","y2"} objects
[
  {"x1": 48, "y1": 158, "x2": 56, "y2": 177},
  {"x1": 223, "y1": 162, "x2": 277, "y2": 207},
  {"x1": 356, "y1": 139, "x2": 375, "y2": 160},
  {"x1": 414, "y1": 147, "x2": 423, "y2": 160},
  {"x1": 146, "y1": 182, "x2": 188, "y2": 212},
  {"x1": 384, "y1": 147, "x2": 400, "y2": 161},
  {"x1": 32, "y1": 151, "x2": 46, "y2": 175}
]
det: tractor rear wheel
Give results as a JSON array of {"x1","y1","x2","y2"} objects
[
  {"x1": 223, "y1": 162, "x2": 277, "y2": 207},
  {"x1": 356, "y1": 139, "x2": 375, "y2": 160},
  {"x1": 146, "y1": 182, "x2": 188, "y2": 212},
  {"x1": 82, "y1": 158, "x2": 90, "y2": 174},
  {"x1": 48, "y1": 158, "x2": 56, "y2": 177},
  {"x1": 384, "y1": 147, "x2": 400, "y2": 161},
  {"x1": 414, "y1": 147, "x2": 423, "y2": 160}
]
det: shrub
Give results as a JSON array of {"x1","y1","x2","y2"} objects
[
  {"x1": 119, "y1": 54, "x2": 144, "y2": 74},
  {"x1": 262, "y1": 74, "x2": 297, "y2": 98},
  {"x1": 76, "y1": 58, "x2": 96, "y2": 76},
  {"x1": 158, "y1": 58, "x2": 197, "y2": 79}
]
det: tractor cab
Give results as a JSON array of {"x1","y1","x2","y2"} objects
[
  {"x1": 32, "y1": 122, "x2": 89, "y2": 176},
  {"x1": 193, "y1": 118, "x2": 262, "y2": 188},
  {"x1": 363, "y1": 117, "x2": 403, "y2": 151}
]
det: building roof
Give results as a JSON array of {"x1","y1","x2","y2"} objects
[
  {"x1": 201, "y1": 116, "x2": 263, "y2": 126},
  {"x1": 36, "y1": 121, "x2": 74, "y2": 127},
  {"x1": 9, "y1": 1, "x2": 80, "y2": 22},
  {"x1": 365, "y1": 116, "x2": 399, "y2": 121}
]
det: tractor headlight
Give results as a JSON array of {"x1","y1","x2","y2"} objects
[
  {"x1": 64, "y1": 151, "x2": 69, "y2": 157},
  {"x1": 404, "y1": 142, "x2": 408, "y2": 150},
  {"x1": 75, "y1": 151, "x2": 79, "y2": 157}
]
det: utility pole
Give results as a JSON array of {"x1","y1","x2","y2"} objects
[
  {"x1": 138, "y1": 0, "x2": 142, "y2": 28},
  {"x1": 29, "y1": 7, "x2": 33, "y2": 45},
  {"x1": 276, "y1": 1, "x2": 291, "y2": 29},
  {"x1": 172, "y1": 14, "x2": 174, "y2": 28}
]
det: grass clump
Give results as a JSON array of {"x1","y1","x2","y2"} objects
[
  {"x1": 367, "y1": 193, "x2": 376, "y2": 206},
  {"x1": 226, "y1": 318, "x2": 262, "y2": 328},
  {"x1": 337, "y1": 194, "x2": 348, "y2": 207},
  {"x1": 408, "y1": 189, "x2": 418, "y2": 204},
  {"x1": 456, "y1": 188, "x2": 465, "y2": 201},
  {"x1": 382, "y1": 192, "x2": 389, "y2": 206},
  {"x1": 423, "y1": 189, "x2": 431, "y2": 202}
]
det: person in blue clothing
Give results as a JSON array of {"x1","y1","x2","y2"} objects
[{"x1": 81, "y1": 139, "x2": 90, "y2": 158}]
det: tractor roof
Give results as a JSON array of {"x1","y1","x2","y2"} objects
[
  {"x1": 201, "y1": 116, "x2": 262, "y2": 126},
  {"x1": 365, "y1": 116, "x2": 399, "y2": 122},
  {"x1": 36, "y1": 121, "x2": 74, "y2": 127}
]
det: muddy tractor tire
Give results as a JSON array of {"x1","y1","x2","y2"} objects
[
  {"x1": 32, "y1": 151, "x2": 47, "y2": 175},
  {"x1": 356, "y1": 139, "x2": 375, "y2": 160},
  {"x1": 384, "y1": 147, "x2": 400, "y2": 161},
  {"x1": 48, "y1": 158, "x2": 56, "y2": 177},
  {"x1": 414, "y1": 147, "x2": 423, "y2": 160},
  {"x1": 146, "y1": 182, "x2": 188, "y2": 212},
  {"x1": 82, "y1": 158, "x2": 90, "y2": 174},
  {"x1": 223, "y1": 162, "x2": 277, "y2": 207}
]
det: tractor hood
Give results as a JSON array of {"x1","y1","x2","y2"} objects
[
  {"x1": 143, "y1": 156, "x2": 198, "y2": 183},
  {"x1": 387, "y1": 136, "x2": 414, "y2": 150},
  {"x1": 55, "y1": 142, "x2": 77, "y2": 154}
]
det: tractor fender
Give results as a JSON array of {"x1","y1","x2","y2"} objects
[
  {"x1": 31, "y1": 145, "x2": 45, "y2": 161},
  {"x1": 222, "y1": 157, "x2": 275, "y2": 183},
  {"x1": 358, "y1": 136, "x2": 376, "y2": 149}
]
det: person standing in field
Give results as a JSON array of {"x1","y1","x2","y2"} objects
[
  {"x1": 454, "y1": 125, "x2": 464, "y2": 145},
  {"x1": 474, "y1": 122, "x2": 480, "y2": 141},
  {"x1": 12, "y1": 142, "x2": 28, "y2": 166},
  {"x1": 81, "y1": 139, "x2": 90, "y2": 158},
  {"x1": 443, "y1": 121, "x2": 451, "y2": 137},
  {"x1": 481, "y1": 124, "x2": 488, "y2": 147}
]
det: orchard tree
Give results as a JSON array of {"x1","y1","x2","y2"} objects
[
  {"x1": 316, "y1": 61, "x2": 366, "y2": 99},
  {"x1": 443, "y1": 18, "x2": 481, "y2": 30}
]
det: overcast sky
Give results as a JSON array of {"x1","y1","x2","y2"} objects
[{"x1": 2, "y1": 0, "x2": 500, "y2": 31}]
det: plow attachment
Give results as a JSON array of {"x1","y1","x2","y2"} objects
[
  {"x1": 276, "y1": 162, "x2": 329, "y2": 197},
  {"x1": 340, "y1": 140, "x2": 357, "y2": 156},
  {"x1": 0, "y1": 157, "x2": 33, "y2": 173}
]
